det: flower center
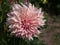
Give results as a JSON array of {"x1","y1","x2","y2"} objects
[{"x1": 21, "y1": 20, "x2": 30, "y2": 30}]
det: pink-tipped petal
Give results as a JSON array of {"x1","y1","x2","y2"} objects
[{"x1": 7, "y1": 3, "x2": 46, "y2": 40}]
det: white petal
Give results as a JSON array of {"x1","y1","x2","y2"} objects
[
  {"x1": 7, "y1": 17, "x2": 18, "y2": 22},
  {"x1": 11, "y1": 29, "x2": 17, "y2": 33},
  {"x1": 21, "y1": 3, "x2": 27, "y2": 8},
  {"x1": 29, "y1": 3, "x2": 32, "y2": 9},
  {"x1": 12, "y1": 4, "x2": 21, "y2": 11},
  {"x1": 29, "y1": 36, "x2": 33, "y2": 40}
]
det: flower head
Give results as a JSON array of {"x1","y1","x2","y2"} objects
[{"x1": 7, "y1": 3, "x2": 46, "y2": 40}]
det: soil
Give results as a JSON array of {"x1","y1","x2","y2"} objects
[{"x1": 39, "y1": 14, "x2": 60, "y2": 45}]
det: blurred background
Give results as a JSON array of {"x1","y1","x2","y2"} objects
[{"x1": 0, "y1": 0, "x2": 60, "y2": 45}]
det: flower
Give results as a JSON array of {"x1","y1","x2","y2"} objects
[{"x1": 7, "y1": 3, "x2": 46, "y2": 40}]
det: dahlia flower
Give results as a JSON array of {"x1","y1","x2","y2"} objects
[{"x1": 7, "y1": 3, "x2": 46, "y2": 40}]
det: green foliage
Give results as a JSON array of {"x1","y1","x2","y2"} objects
[
  {"x1": 18, "y1": 0, "x2": 23, "y2": 4},
  {"x1": 27, "y1": 37, "x2": 47, "y2": 45}
]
